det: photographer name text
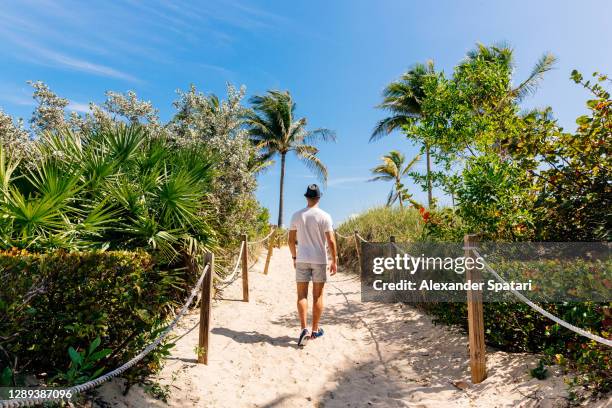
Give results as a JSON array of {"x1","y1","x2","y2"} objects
[{"x1": 372, "y1": 279, "x2": 533, "y2": 292}]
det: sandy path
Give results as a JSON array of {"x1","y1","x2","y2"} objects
[{"x1": 96, "y1": 246, "x2": 586, "y2": 408}]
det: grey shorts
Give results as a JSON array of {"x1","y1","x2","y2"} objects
[{"x1": 296, "y1": 262, "x2": 328, "y2": 283}]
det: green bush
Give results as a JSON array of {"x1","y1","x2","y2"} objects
[
  {"x1": 420, "y1": 207, "x2": 466, "y2": 242},
  {"x1": 0, "y1": 249, "x2": 190, "y2": 387}
]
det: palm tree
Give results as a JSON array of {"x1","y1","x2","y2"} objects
[
  {"x1": 244, "y1": 90, "x2": 335, "y2": 227},
  {"x1": 370, "y1": 61, "x2": 435, "y2": 208},
  {"x1": 462, "y1": 42, "x2": 557, "y2": 103},
  {"x1": 371, "y1": 44, "x2": 556, "y2": 208},
  {"x1": 369, "y1": 150, "x2": 420, "y2": 208}
]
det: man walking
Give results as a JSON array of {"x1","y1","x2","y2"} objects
[{"x1": 288, "y1": 184, "x2": 338, "y2": 346}]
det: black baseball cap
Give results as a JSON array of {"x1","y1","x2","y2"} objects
[{"x1": 304, "y1": 184, "x2": 322, "y2": 198}]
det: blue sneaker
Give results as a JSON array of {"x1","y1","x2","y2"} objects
[
  {"x1": 297, "y1": 328, "x2": 310, "y2": 346},
  {"x1": 311, "y1": 328, "x2": 324, "y2": 339}
]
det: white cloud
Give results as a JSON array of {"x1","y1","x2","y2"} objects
[
  {"x1": 0, "y1": 93, "x2": 34, "y2": 107},
  {"x1": 6, "y1": 34, "x2": 140, "y2": 83},
  {"x1": 35, "y1": 48, "x2": 140, "y2": 82}
]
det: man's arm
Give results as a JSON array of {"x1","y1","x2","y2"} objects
[
  {"x1": 288, "y1": 230, "x2": 297, "y2": 268},
  {"x1": 325, "y1": 231, "x2": 338, "y2": 275}
]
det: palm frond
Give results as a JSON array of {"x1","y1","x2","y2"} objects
[
  {"x1": 158, "y1": 168, "x2": 202, "y2": 229},
  {"x1": 0, "y1": 145, "x2": 19, "y2": 193},
  {"x1": 302, "y1": 127, "x2": 336, "y2": 145},
  {"x1": 372, "y1": 62, "x2": 435, "y2": 141},
  {"x1": 368, "y1": 174, "x2": 395, "y2": 182},
  {"x1": 105, "y1": 123, "x2": 146, "y2": 163},
  {"x1": 294, "y1": 145, "x2": 328, "y2": 183},
  {"x1": 512, "y1": 53, "x2": 557, "y2": 101},
  {"x1": 371, "y1": 115, "x2": 413, "y2": 141},
  {"x1": 386, "y1": 189, "x2": 399, "y2": 206},
  {"x1": 401, "y1": 154, "x2": 421, "y2": 176}
]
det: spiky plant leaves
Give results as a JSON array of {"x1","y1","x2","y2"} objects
[{"x1": 0, "y1": 123, "x2": 217, "y2": 258}]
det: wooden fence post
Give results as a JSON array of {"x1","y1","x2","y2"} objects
[
  {"x1": 353, "y1": 230, "x2": 362, "y2": 273},
  {"x1": 198, "y1": 251, "x2": 214, "y2": 364},
  {"x1": 465, "y1": 234, "x2": 486, "y2": 383},
  {"x1": 263, "y1": 227, "x2": 275, "y2": 275},
  {"x1": 242, "y1": 233, "x2": 249, "y2": 302}
]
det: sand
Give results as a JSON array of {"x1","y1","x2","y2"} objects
[{"x1": 95, "y1": 246, "x2": 608, "y2": 408}]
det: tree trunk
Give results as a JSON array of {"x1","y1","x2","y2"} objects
[
  {"x1": 426, "y1": 143, "x2": 433, "y2": 208},
  {"x1": 396, "y1": 181, "x2": 403, "y2": 208},
  {"x1": 278, "y1": 152, "x2": 286, "y2": 227}
]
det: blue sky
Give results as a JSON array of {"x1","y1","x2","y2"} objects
[{"x1": 1, "y1": 0, "x2": 611, "y2": 226}]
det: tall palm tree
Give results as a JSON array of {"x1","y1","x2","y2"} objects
[
  {"x1": 244, "y1": 90, "x2": 335, "y2": 227},
  {"x1": 370, "y1": 61, "x2": 435, "y2": 208},
  {"x1": 369, "y1": 150, "x2": 420, "y2": 208}
]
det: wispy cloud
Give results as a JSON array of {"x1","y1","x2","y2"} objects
[
  {"x1": 12, "y1": 37, "x2": 141, "y2": 83},
  {"x1": 0, "y1": 4, "x2": 168, "y2": 75},
  {"x1": 0, "y1": 93, "x2": 34, "y2": 107}
]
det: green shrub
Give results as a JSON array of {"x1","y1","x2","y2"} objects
[
  {"x1": 336, "y1": 206, "x2": 424, "y2": 270},
  {"x1": 0, "y1": 249, "x2": 190, "y2": 387},
  {"x1": 420, "y1": 207, "x2": 466, "y2": 242}
]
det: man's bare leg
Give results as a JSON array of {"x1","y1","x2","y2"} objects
[
  {"x1": 312, "y1": 282, "x2": 325, "y2": 332},
  {"x1": 297, "y1": 282, "x2": 309, "y2": 329}
]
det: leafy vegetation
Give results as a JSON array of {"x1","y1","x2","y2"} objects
[
  {"x1": 0, "y1": 249, "x2": 185, "y2": 389},
  {"x1": 0, "y1": 82, "x2": 273, "y2": 394},
  {"x1": 0, "y1": 125, "x2": 215, "y2": 261},
  {"x1": 353, "y1": 42, "x2": 611, "y2": 395},
  {"x1": 52, "y1": 337, "x2": 112, "y2": 385}
]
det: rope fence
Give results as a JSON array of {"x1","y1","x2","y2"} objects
[
  {"x1": 0, "y1": 262, "x2": 211, "y2": 408},
  {"x1": 214, "y1": 229, "x2": 276, "y2": 288},
  {"x1": 355, "y1": 232, "x2": 368, "y2": 243},
  {"x1": 214, "y1": 241, "x2": 245, "y2": 285},
  {"x1": 472, "y1": 248, "x2": 612, "y2": 347},
  {"x1": 247, "y1": 229, "x2": 276, "y2": 245},
  {"x1": 341, "y1": 231, "x2": 611, "y2": 383},
  {"x1": 0, "y1": 227, "x2": 277, "y2": 407},
  {"x1": 334, "y1": 230, "x2": 352, "y2": 239}
]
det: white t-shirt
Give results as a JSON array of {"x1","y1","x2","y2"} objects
[{"x1": 289, "y1": 206, "x2": 333, "y2": 264}]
